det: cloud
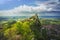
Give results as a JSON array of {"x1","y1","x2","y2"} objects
[
  {"x1": 0, "y1": 4, "x2": 52, "y2": 16},
  {"x1": 34, "y1": 0, "x2": 60, "y2": 16},
  {"x1": 0, "y1": 0, "x2": 60, "y2": 16},
  {"x1": 36, "y1": 0, "x2": 60, "y2": 11}
]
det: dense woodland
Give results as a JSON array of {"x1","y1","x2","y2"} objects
[{"x1": 0, "y1": 14, "x2": 60, "y2": 40}]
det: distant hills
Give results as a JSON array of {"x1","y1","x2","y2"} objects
[{"x1": 0, "y1": 16, "x2": 60, "y2": 21}]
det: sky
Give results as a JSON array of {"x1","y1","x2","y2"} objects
[{"x1": 0, "y1": 0, "x2": 60, "y2": 17}]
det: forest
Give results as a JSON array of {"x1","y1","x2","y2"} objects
[{"x1": 0, "y1": 14, "x2": 60, "y2": 40}]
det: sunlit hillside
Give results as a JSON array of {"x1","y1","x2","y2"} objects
[{"x1": 0, "y1": 14, "x2": 60, "y2": 40}]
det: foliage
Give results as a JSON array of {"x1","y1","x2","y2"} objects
[{"x1": 0, "y1": 15, "x2": 60, "y2": 40}]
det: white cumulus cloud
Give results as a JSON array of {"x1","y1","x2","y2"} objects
[{"x1": 0, "y1": 4, "x2": 52, "y2": 16}]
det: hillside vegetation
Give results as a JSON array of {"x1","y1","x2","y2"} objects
[{"x1": 0, "y1": 14, "x2": 60, "y2": 40}]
